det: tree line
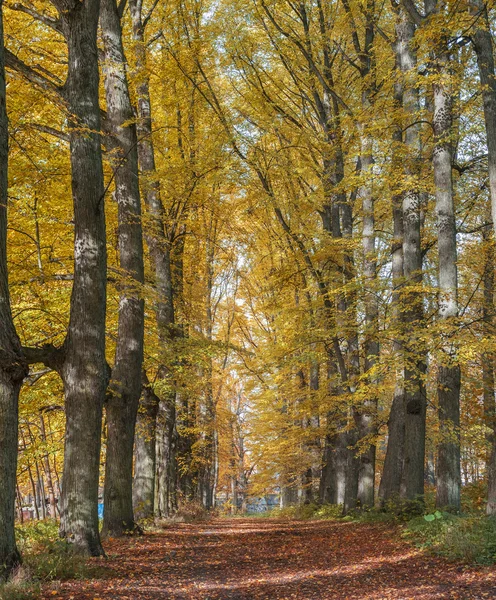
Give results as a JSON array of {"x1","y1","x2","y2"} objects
[{"x1": 1, "y1": 0, "x2": 496, "y2": 582}]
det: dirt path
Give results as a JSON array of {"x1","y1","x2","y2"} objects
[{"x1": 42, "y1": 518, "x2": 495, "y2": 599}]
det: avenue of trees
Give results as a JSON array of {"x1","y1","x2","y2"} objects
[{"x1": 1, "y1": 0, "x2": 496, "y2": 581}]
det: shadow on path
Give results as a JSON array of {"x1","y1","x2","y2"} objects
[{"x1": 42, "y1": 518, "x2": 496, "y2": 599}]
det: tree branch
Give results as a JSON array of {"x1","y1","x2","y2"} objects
[
  {"x1": 22, "y1": 344, "x2": 64, "y2": 371},
  {"x1": 401, "y1": 0, "x2": 425, "y2": 25},
  {"x1": 4, "y1": 49, "x2": 65, "y2": 100},
  {"x1": 9, "y1": 2, "x2": 64, "y2": 35}
]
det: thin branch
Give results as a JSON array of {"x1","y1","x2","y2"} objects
[{"x1": 143, "y1": 0, "x2": 160, "y2": 28}]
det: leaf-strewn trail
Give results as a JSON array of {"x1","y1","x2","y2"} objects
[{"x1": 41, "y1": 519, "x2": 496, "y2": 600}]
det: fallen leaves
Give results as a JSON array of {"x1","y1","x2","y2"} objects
[{"x1": 40, "y1": 519, "x2": 496, "y2": 599}]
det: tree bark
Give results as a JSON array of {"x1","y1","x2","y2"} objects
[
  {"x1": 0, "y1": 0, "x2": 28, "y2": 578},
  {"x1": 396, "y1": 5, "x2": 427, "y2": 505},
  {"x1": 133, "y1": 374, "x2": 159, "y2": 519},
  {"x1": 379, "y1": 6, "x2": 407, "y2": 505},
  {"x1": 100, "y1": 0, "x2": 145, "y2": 538},
  {"x1": 427, "y1": 6, "x2": 461, "y2": 511},
  {"x1": 470, "y1": 0, "x2": 496, "y2": 516},
  {"x1": 54, "y1": 0, "x2": 108, "y2": 556},
  {"x1": 128, "y1": 0, "x2": 179, "y2": 518}
]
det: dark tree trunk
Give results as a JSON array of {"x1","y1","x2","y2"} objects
[
  {"x1": 100, "y1": 0, "x2": 145, "y2": 538},
  {"x1": 54, "y1": 0, "x2": 107, "y2": 556},
  {"x1": 470, "y1": 0, "x2": 496, "y2": 516},
  {"x1": 0, "y1": 1, "x2": 28, "y2": 579}
]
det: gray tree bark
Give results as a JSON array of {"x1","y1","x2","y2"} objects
[
  {"x1": 425, "y1": 0, "x2": 461, "y2": 511},
  {"x1": 100, "y1": 0, "x2": 145, "y2": 537},
  {"x1": 52, "y1": 0, "x2": 108, "y2": 555},
  {"x1": 379, "y1": 60, "x2": 405, "y2": 503},
  {"x1": 395, "y1": 4, "x2": 428, "y2": 505},
  {"x1": 133, "y1": 373, "x2": 159, "y2": 519},
  {"x1": 128, "y1": 0, "x2": 179, "y2": 518}
]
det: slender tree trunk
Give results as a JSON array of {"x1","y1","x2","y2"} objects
[
  {"x1": 55, "y1": 0, "x2": 107, "y2": 556},
  {"x1": 133, "y1": 374, "x2": 159, "y2": 519},
  {"x1": 40, "y1": 413, "x2": 57, "y2": 518},
  {"x1": 482, "y1": 219, "x2": 496, "y2": 514},
  {"x1": 470, "y1": 0, "x2": 496, "y2": 516},
  {"x1": 379, "y1": 11, "x2": 406, "y2": 505},
  {"x1": 471, "y1": 0, "x2": 496, "y2": 242},
  {"x1": 100, "y1": 0, "x2": 145, "y2": 538},
  {"x1": 0, "y1": 0, "x2": 27, "y2": 577},
  {"x1": 129, "y1": 0, "x2": 179, "y2": 518},
  {"x1": 155, "y1": 385, "x2": 178, "y2": 517},
  {"x1": 358, "y1": 132, "x2": 379, "y2": 508}
]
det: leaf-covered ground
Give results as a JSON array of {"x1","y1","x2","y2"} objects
[{"x1": 41, "y1": 519, "x2": 496, "y2": 599}]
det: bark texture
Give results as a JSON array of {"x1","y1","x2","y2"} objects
[
  {"x1": 129, "y1": 0, "x2": 179, "y2": 518},
  {"x1": 55, "y1": 0, "x2": 108, "y2": 555},
  {"x1": 133, "y1": 375, "x2": 160, "y2": 519},
  {"x1": 100, "y1": 0, "x2": 145, "y2": 538},
  {"x1": 428, "y1": 8, "x2": 461, "y2": 511},
  {"x1": 397, "y1": 5, "x2": 427, "y2": 505},
  {"x1": 470, "y1": 0, "x2": 496, "y2": 516}
]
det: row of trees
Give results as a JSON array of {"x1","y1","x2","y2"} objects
[{"x1": 1, "y1": 0, "x2": 496, "y2": 583}]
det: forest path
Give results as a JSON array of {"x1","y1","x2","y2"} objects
[{"x1": 42, "y1": 518, "x2": 495, "y2": 599}]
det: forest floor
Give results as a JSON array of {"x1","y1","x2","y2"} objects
[{"x1": 40, "y1": 518, "x2": 496, "y2": 600}]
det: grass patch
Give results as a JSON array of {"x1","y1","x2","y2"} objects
[
  {"x1": 404, "y1": 513, "x2": 496, "y2": 565},
  {"x1": 1, "y1": 520, "x2": 100, "y2": 599}
]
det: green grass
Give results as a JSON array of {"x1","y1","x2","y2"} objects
[
  {"x1": 404, "y1": 512, "x2": 496, "y2": 565},
  {"x1": 1, "y1": 520, "x2": 99, "y2": 600}
]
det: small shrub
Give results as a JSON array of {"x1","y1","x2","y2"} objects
[
  {"x1": 13, "y1": 520, "x2": 94, "y2": 583},
  {"x1": 265, "y1": 503, "x2": 342, "y2": 521},
  {"x1": 0, "y1": 566, "x2": 40, "y2": 600},
  {"x1": 173, "y1": 501, "x2": 212, "y2": 523}
]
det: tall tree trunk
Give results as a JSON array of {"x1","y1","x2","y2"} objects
[
  {"x1": 155, "y1": 383, "x2": 178, "y2": 517},
  {"x1": 55, "y1": 0, "x2": 108, "y2": 556},
  {"x1": 482, "y1": 218, "x2": 496, "y2": 514},
  {"x1": 358, "y1": 132, "x2": 379, "y2": 508},
  {"x1": 129, "y1": 0, "x2": 179, "y2": 518},
  {"x1": 100, "y1": 0, "x2": 145, "y2": 538},
  {"x1": 397, "y1": 5, "x2": 427, "y2": 505},
  {"x1": 470, "y1": 0, "x2": 496, "y2": 516},
  {"x1": 428, "y1": 12, "x2": 461, "y2": 511},
  {"x1": 0, "y1": 0, "x2": 28, "y2": 578},
  {"x1": 379, "y1": 8, "x2": 407, "y2": 505},
  {"x1": 471, "y1": 0, "x2": 496, "y2": 243}
]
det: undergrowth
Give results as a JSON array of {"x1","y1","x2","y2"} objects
[
  {"x1": 404, "y1": 512, "x2": 496, "y2": 565},
  {"x1": 0, "y1": 520, "x2": 96, "y2": 600}
]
